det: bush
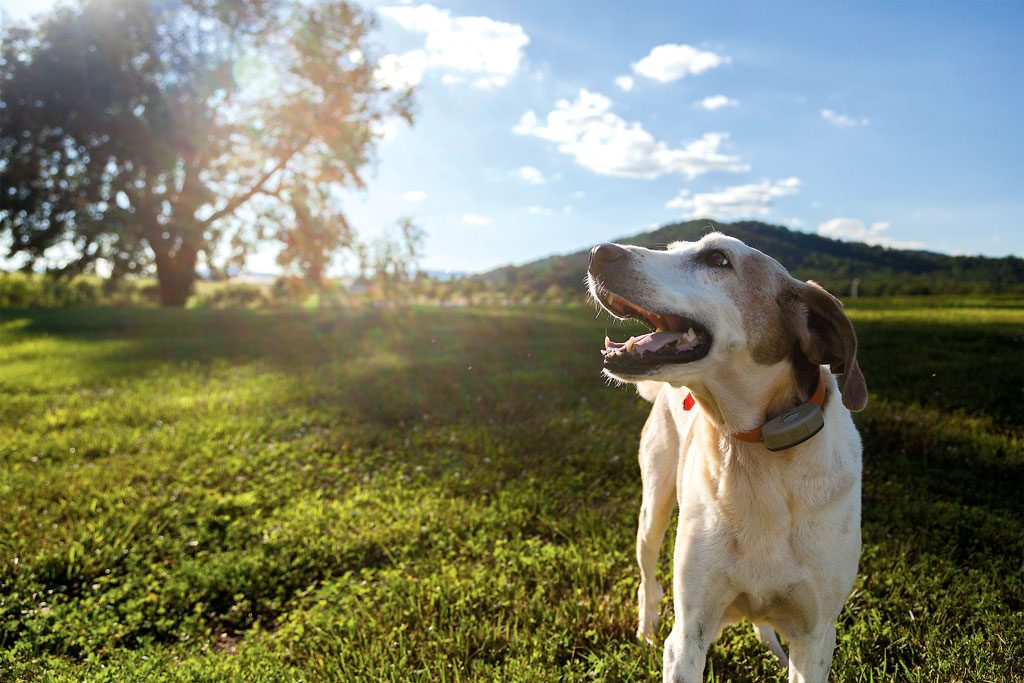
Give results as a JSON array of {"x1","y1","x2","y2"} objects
[
  {"x1": 190, "y1": 282, "x2": 271, "y2": 309},
  {"x1": 0, "y1": 274, "x2": 274, "y2": 309},
  {"x1": 0, "y1": 273, "x2": 101, "y2": 307}
]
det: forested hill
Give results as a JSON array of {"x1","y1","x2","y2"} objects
[{"x1": 479, "y1": 220, "x2": 1024, "y2": 297}]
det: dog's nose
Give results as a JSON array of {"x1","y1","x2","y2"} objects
[{"x1": 590, "y1": 243, "x2": 628, "y2": 265}]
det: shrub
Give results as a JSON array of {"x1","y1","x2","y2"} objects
[
  {"x1": 0, "y1": 273, "x2": 101, "y2": 307},
  {"x1": 190, "y1": 282, "x2": 271, "y2": 309}
]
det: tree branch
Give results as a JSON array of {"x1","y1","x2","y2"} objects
[{"x1": 200, "y1": 139, "x2": 309, "y2": 227}]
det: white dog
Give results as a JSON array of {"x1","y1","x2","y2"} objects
[{"x1": 586, "y1": 233, "x2": 867, "y2": 683}]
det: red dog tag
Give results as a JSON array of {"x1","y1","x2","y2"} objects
[{"x1": 683, "y1": 393, "x2": 695, "y2": 411}]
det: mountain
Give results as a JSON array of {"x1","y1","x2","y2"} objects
[{"x1": 478, "y1": 220, "x2": 1024, "y2": 297}]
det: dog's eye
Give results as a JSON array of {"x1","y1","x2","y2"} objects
[{"x1": 704, "y1": 249, "x2": 731, "y2": 268}]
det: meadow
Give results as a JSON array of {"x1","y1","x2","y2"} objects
[{"x1": 1, "y1": 297, "x2": 1021, "y2": 682}]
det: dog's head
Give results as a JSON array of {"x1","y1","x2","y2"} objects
[{"x1": 586, "y1": 233, "x2": 867, "y2": 412}]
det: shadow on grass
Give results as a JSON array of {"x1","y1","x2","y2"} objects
[
  {"x1": 4, "y1": 304, "x2": 1020, "y2": 429},
  {"x1": 854, "y1": 318, "x2": 1023, "y2": 431},
  {"x1": 0, "y1": 305, "x2": 637, "y2": 426}
]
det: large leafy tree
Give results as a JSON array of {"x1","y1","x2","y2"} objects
[{"x1": 1, "y1": 0, "x2": 411, "y2": 305}]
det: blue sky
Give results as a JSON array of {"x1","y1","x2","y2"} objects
[{"x1": 4, "y1": 0, "x2": 1022, "y2": 274}]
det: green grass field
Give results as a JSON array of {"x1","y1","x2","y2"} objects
[{"x1": 1, "y1": 298, "x2": 1022, "y2": 682}]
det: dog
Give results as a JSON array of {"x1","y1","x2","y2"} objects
[{"x1": 586, "y1": 233, "x2": 867, "y2": 683}]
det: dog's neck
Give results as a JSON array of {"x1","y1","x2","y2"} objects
[{"x1": 687, "y1": 355, "x2": 820, "y2": 444}]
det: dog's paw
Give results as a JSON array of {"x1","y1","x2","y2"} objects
[
  {"x1": 637, "y1": 582, "x2": 665, "y2": 643},
  {"x1": 636, "y1": 627, "x2": 657, "y2": 645}
]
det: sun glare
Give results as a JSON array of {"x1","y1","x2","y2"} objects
[
  {"x1": 0, "y1": 0, "x2": 57, "y2": 23},
  {"x1": 231, "y1": 52, "x2": 280, "y2": 100}
]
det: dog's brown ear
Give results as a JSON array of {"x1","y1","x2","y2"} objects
[{"x1": 781, "y1": 280, "x2": 867, "y2": 411}]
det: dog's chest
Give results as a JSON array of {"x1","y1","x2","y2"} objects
[
  {"x1": 692, "y1": 448, "x2": 858, "y2": 586},
  {"x1": 716, "y1": 497, "x2": 840, "y2": 636}
]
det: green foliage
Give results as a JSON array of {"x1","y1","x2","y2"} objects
[
  {"x1": 0, "y1": 300, "x2": 1021, "y2": 681},
  {"x1": 189, "y1": 282, "x2": 272, "y2": 310},
  {"x1": 0, "y1": 273, "x2": 99, "y2": 308},
  {"x1": 480, "y1": 220, "x2": 1024, "y2": 300},
  {"x1": 0, "y1": 273, "x2": 163, "y2": 308}
]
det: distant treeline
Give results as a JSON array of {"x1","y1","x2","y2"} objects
[
  {"x1": 0, "y1": 271, "x2": 542, "y2": 309},
  {"x1": 0, "y1": 273, "x2": 314, "y2": 309},
  {"x1": 4, "y1": 219, "x2": 1021, "y2": 308},
  {"x1": 477, "y1": 220, "x2": 1024, "y2": 298},
  {"x1": 0, "y1": 270, "x2": 577, "y2": 309}
]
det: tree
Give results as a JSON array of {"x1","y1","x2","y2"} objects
[
  {"x1": 357, "y1": 217, "x2": 425, "y2": 302},
  {"x1": 1, "y1": 0, "x2": 411, "y2": 305}
]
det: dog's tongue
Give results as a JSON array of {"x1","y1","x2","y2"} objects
[
  {"x1": 632, "y1": 331, "x2": 685, "y2": 353},
  {"x1": 604, "y1": 331, "x2": 690, "y2": 354}
]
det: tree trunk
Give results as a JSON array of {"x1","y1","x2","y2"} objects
[{"x1": 153, "y1": 242, "x2": 198, "y2": 307}]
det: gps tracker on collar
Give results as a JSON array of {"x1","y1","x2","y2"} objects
[{"x1": 760, "y1": 402, "x2": 825, "y2": 452}]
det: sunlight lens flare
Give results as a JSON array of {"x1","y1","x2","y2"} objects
[{"x1": 232, "y1": 53, "x2": 279, "y2": 99}]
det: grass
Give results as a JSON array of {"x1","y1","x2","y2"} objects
[{"x1": 0, "y1": 297, "x2": 1021, "y2": 682}]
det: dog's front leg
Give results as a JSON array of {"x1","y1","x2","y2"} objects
[
  {"x1": 786, "y1": 625, "x2": 836, "y2": 683},
  {"x1": 636, "y1": 427, "x2": 677, "y2": 642},
  {"x1": 662, "y1": 528, "x2": 733, "y2": 683},
  {"x1": 661, "y1": 586, "x2": 733, "y2": 683}
]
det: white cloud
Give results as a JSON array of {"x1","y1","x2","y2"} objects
[
  {"x1": 378, "y1": 4, "x2": 529, "y2": 89},
  {"x1": 817, "y1": 218, "x2": 923, "y2": 248},
  {"x1": 402, "y1": 190, "x2": 427, "y2": 202},
  {"x1": 666, "y1": 177, "x2": 801, "y2": 217},
  {"x1": 374, "y1": 49, "x2": 428, "y2": 90},
  {"x1": 379, "y1": 4, "x2": 451, "y2": 34},
  {"x1": 462, "y1": 213, "x2": 492, "y2": 226},
  {"x1": 695, "y1": 95, "x2": 738, "y2": 111},
  {"x1": 517, "y1": 165, "x2": 545, "y2": 184},
  {"x1": 527, "y1": 205, "x2": 553, "y2": 215},
  {"x1": 632, "y1": 44, "x2": 730, "y2": 82},
  {"x1": 472, "y1": 74, "x2": 508, "y2": 88},
  {"x1": 614, "y1": 74, "x2": 635, "y2": 91},
  {"x1": 821, "y1": 108, "x2": 870, "y2": 128},
  {"x1": 514, "y1": 89, "x2": 748, "y2": 179}
]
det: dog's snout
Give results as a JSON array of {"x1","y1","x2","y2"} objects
[{"x1": 591, "y1": 243, "x2": 628, "y2": 265}]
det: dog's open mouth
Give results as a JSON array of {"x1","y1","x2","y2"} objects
[{"x1": 599, "y1": 291, "x2": 712, "y2": 373}]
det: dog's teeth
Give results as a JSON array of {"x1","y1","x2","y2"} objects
[
  {"x1": 686, "y1": 327, "x2": 695, "y2": 341},
  {"x1": 625, "y1": 336, "x2": 636, "y2": 352},
  {"x1": 604, "y1": 335, "x2": 611, "y2": 349}
]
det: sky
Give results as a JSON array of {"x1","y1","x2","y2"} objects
[{"x1": 3, "y1": 0, "x2": 1022, "y2": 274}]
